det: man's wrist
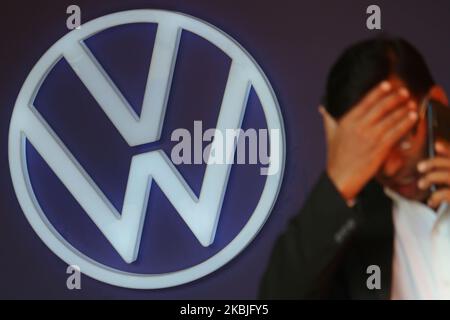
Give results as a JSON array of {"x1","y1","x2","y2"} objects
[{"x1": 326, "y1": 168, "x2": 358, "y2": 202}]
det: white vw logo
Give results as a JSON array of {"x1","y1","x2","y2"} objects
[{"x1": 8, "y1": 10, "x2": 285, "y2": 289}]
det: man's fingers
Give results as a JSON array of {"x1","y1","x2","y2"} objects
[
  {"x1": 379, "y1": 108, "x2": 418, "y2": 148},
  {"x1": 436, "y1": 140, "x2": 450, "y2": 157},
  {"x1": 319, "y1": 106, "x2": 337, "y2": 146},
  {"x1": 350, "y1": 81, "x2": 393, "y2": 119},
  {"x1": 363, "y1": 88, "x2": 414, "y2": 125},
  {"x1": 428, "y1": 189, "x2": 450, "y2": 208},
  {"x1": 418, "y1": 157, "x2": 450, "y2": 173},
  {"x1": 418, "y1": 171, "x2": 450, "y2": 190}
]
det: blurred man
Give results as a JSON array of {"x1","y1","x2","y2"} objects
[{"x1": 260, "y1": 36, "x2": 450, "y2": 299}]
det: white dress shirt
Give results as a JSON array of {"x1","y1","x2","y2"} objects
[{"x1": 385, "y1": 188, "x2": 450, "y2": 299}]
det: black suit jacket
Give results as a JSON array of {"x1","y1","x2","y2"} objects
[{"x1": 259, "y1": 172, "x2": 395, "y2": 299}]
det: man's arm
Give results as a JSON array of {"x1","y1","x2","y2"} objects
[{"x1": 259, "y1": 172, "x2": 362, "y2": 299}]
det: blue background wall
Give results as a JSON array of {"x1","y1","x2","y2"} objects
[{"x1": 0, "y1": 0, "x2": 449, "y2": 299}]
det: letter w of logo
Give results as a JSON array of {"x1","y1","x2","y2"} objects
[{"x1": 21, "y1": 24, "x2": 251, "y2": 263}]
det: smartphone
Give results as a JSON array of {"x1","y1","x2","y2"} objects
[{"x1": 425, "y1": 99, "x2": 450, "y2": 193}]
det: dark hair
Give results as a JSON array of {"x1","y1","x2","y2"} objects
[{"x1": 323, "y1": 36, "x2": 435, "y2": 119}]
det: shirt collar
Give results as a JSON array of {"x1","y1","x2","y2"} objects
[{"x1": 384, "y1": 187, "x2": 449, "y2": 218}]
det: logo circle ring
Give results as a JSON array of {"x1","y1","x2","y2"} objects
[{"x1": 8, "y1": 9, "x2": 286, "y2": 289}]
